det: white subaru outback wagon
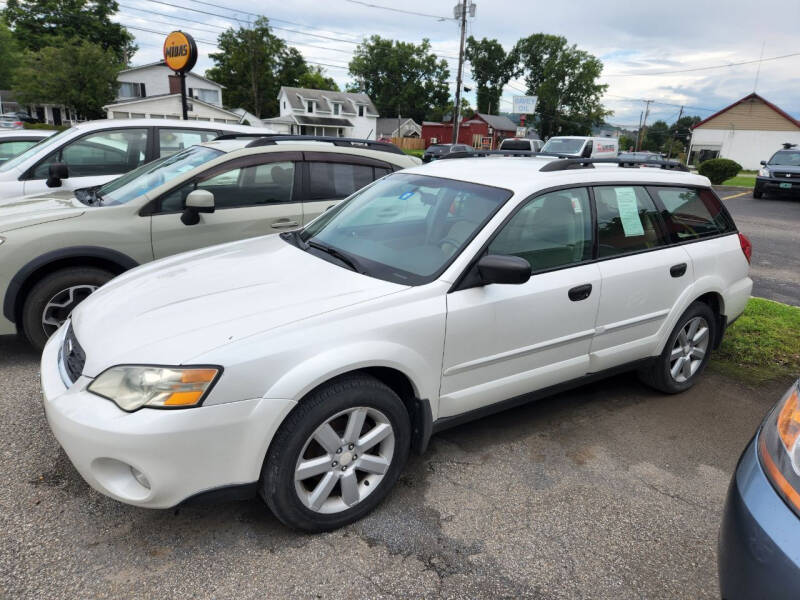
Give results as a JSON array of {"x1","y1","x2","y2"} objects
[{"x1": 41, "y1": 155, "x2": 753, "y2": 531}]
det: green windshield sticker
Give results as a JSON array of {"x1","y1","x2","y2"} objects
[{"x1": 615, "y1": 187, "x2": 645, "y2": 237}]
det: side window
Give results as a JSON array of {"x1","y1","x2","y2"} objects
[
  {"x1": 488, "y1": 187, "x2": 593, "y2": 272},
  {"x1": 0, "y1": 140, "x2": 37, "y2": 163},
  {"x1": 159, "y1": 161, "x2": 295, "y2": 212},
  {"x1": 594, "y1": 186, "x2": 667, "y2": 257},
  {"x1": 307, "y1": 162, "x2": 374, "y2": 199},
  {"x1": 158, "y1": 128, "x2": 217, "y2": 157},
  {"x1": 649, "y1": 187, "x2": 733, "y2": 241},
  {"x1": 32, "y1": 128, "x2": 148, "y2": 179}
]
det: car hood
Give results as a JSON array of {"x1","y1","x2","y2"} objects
[
  {"x1": 0, "y1": 195, "x2": 85, "y2": 232},
  {"x1": 72, "y1": 234, "x2": 407, "y2": 376}
]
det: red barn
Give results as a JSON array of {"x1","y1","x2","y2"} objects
[{"x1": 422, "y1": 113, "x2": 518, "y2": 149}]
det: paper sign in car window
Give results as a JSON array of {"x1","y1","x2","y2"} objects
[{"x1": 615, "y1": 187, "x2": 645, "y2": 237}]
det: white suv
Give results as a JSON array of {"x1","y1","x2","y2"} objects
[
  {"x1": 0, "y1": 135, "x2": 419, "y2": 348},
  {"x1": 40, "y1": 155, "x2": 752, "y2": 531}
]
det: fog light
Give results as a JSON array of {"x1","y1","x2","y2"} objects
[{"x1": 130, "y1": 466, "x2": 150, "y2": 490}]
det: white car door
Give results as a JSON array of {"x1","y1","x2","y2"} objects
[
  {"x1": 440, "y1": 187, "x2": 601, "y2": 418},
  {"x1": 150, "y1": 153, "x2": 303, "y2": 259},
  {"x1": 22, "y1": 128, "x2": 150, "y2": 196},
  {"x1": 588, "y1": 185, "x2": 692, "y2": 372},
  {"x1": 300, "y1": 155, "x2": 394, "y2": 225}
]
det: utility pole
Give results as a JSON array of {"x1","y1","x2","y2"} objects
[
  {"x1": 667, "y1": 105, "x2": 683, "y2": 161},
  {"x1": 451, "y1": 0, "x2": 471, "y2": 145},
  {"x1": 635, "y1": 100, "x2": 652, "y2": 151}
]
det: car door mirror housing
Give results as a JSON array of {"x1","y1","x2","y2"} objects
[
  {"x1": 46, "y1": 162, "x2": 68, "y2": 188},
  {"x1": 181, "y1": 189, "x2": 215, "y2": 226},
  {"x1": 760, "y1": 160, "x2": 767, "y2": 166},
  {"x1": 477, "y1": 254, "x2": 531, "y2": 285}
]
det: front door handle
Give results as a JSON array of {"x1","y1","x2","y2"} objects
[
  {"x1": 568, "y1": 283, "x2": 593, "y2": 302},
  {"x1": 271, "y1": 220, "x2": 299, "y2": 229},
  {"x1": 670, "y1": 263, "x2": 687, "y2": 278}
]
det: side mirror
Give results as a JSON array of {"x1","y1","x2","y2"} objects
[
  {"x1": 46, "y1": 162, "x2": 69, "y2": 188},
  {"x1": 181, "y1": 189, "x2": 215, "y2": 226},
  {"x1": 477, "y1": 254, "x2": 531, "y2": 285},
  {"x1": 760, "y1": 160, "x2": 767, "y2": 166}
]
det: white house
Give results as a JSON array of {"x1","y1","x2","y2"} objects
[
  {"x1": 0, "y1": 90, "x2": 78, "y2": 126},
  {"x1": 276, "y1": 87, "x2": 379, "y2": 139},
  {"x1": 103, "y1": 61, "x2": 241, "y2": 123},
  {"x1": 688, "y1": 93, "x2": 800, "y2": 170}
]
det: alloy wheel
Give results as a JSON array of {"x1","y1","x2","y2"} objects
[
  {"x1": 294, "y1": 406, "x2": 395, "y2": 514},
  {"x1": 41, "y1": 285, "x2": 98, "y2": 337},
  {"x1": 669, "y1": 316, "x2": 710, "y2": 383}
]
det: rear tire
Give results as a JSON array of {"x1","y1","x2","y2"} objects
[
  {"x1": 638, "y1": 301, "x2": 716, "y2": 394},
  {"x1": 21, "y1": 267, "x2": 113, "y2": 350},
  {"x1": 261, "y1": 373, "x2": 410, "y2": 532}
]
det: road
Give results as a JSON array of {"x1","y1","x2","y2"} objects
[
  {"x1": 0, "y1": 331, "x2": 789, "y2": 599},
  {"x1": 716, "y1": 187, "x2": 800, "y2": 306}
]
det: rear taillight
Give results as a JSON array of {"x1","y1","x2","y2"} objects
[{"x1": 738, "y1": 233, "x2": 752, "y2": 264}]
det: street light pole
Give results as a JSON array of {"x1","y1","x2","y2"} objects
[{"x1": 451, "y1": 0, "x2": 468, "y2": 145}]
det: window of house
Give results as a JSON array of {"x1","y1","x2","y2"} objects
[
  {"x1": 308, "y1": 162, "x2": 375, "y2": 199},
  {"x1": 593, "y1": 186, "x2": 668, "y2": 257},
  {"x1": 191, "y1": 88, "x2": 220, "y2": 104},
  {"x1": 283, "y1": 101, "x2": 286, "y2": 109},
  {"x1": 332, "y1": 103, "x2": 340, "y2": 116},
  {"x1": 489, "y1": 188, "x2": 593, "y2": 272},
  {"x1": 649, "y1": 187, "x2": 733, "y2": 241},
  {"x1": 307, "y1": 100, "x2": 314, "y2": 114},
  {"x1": 118, "y1": 82, "x2": 145, "y2": 98},
  {"x1": 358, "y1": 105, "x2": 365, "y2": 117}
]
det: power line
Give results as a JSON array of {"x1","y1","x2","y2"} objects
[
  {"x1": 604, "y1": 94, "x2": 716, "y2": 113},
  {"x1": 607, "y1": 51, "x2": 800, "y2": 77},
  {"x1": 343, "y1": 0, "x2": 453, "y2": 21}
]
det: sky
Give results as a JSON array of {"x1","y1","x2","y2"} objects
[{"x1": 113, "y1": 0, "x2": 800, "y2": 127}]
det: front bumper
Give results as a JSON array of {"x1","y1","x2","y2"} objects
[
  {"x1": 40, "y1": 326, "x2": 296, "y2": 508},
  {"x1": 755, "y1": 176, "x2": 800, "y2": 194},
  {"x1": 718, "y1": 434, "x2": 800, "y2": 599}
]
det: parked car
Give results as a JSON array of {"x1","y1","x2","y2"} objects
[
  {"x1": 0, "y1": 119, "x2": 276, "y2": 201},
  {"x1": 2, "y1": 110, "x2": 38, "y2": 124},
  {"x1": 498, "y1": 137, "x2": 544, "y2": 152},
  {"x1": 422, "y1": 143, "x2": 473, "y2": 162},
  {"x1": 541, "y1": 136, "x2": 619, "y2": 158},
  {"x1": 0, "y1": 114, "x2": 25, "y2": 130},
  {"x1": 0, "y1": 135, "x2": 420, "y2": 348},
  {"x1": 719, "y1": 379, "x2": 800, "y2": 599},
  {"x1": 617, "y1": 151, "x2": 674, "y2": 168},
  {"x1": 0, "y1": 130, "x2": 55, "y2": 166},
  {"x1": 40, "y1": 155, "x2": 752, "y2": 531},
  {"x1": 755, "y1": 144, "x2": 800, "y2": 198}
]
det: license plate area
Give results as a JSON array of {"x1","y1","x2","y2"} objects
[{"x1": 779, "y1": 182, "x2": 793, "y2": 189}]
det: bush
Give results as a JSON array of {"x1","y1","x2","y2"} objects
[
  {"x1": 23, "y1": 122, "x2": 69, "y2": 132},
  {"x1": 698, "y1": 158, "x2": 742, "y2": 185},
  {"x1": 404, "y1": 149, "x2": 424, "y2": 158}
]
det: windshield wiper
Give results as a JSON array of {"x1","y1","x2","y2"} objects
[{"x1": 307, "y1": 240, "x2": 364, "y2": 273}]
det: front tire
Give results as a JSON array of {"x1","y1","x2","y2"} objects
[
  {"x1": 753, "y1": 185, "x2": 763, "y2": 199},
  {"x1": 638, "y1": 301, "x2": 716, "y2": 394},
  {"x1": 261, "y1": 373, "x2": 410, "y2": 532},
  {"x1": 21, "y1": 267, "x2": 113, "y2": 350}
]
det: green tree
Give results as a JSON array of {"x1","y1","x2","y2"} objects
[
  {"x1": 14, "y1": 38, "x2": 123, "y2": 119},
  {"x1": 618, "y1": 134, "x2": 636, "y2": 152},
  {"x1": 298, "y1": 66, "x2": 339, "y2": 91},
  {"x1": 2, "y1": 0, "x2": 136, "y2": 64},
  {"x1": 465, "y1": 36, "x2": 515, "y2": 114},
  {"x1": 641, "y1": 119, "x2": 669, "y2": 152},
  {"x1": 513, "y1": 34, "x2": 609, "y2": 139},
  {"x1": 348, "y1": 35, "x2": 450, "y2": 123},
  {"x1": 426, "y1": 97, "x2": 472, "y2": 122},
  {"x1": 0, "y1": 23, "x2": 19, "y2": 89}
]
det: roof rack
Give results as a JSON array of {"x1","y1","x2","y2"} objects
[
  {"x1": 440, "y1": 150, "x2": 689, "y2": 172},
  {"x1": 242, "y1": 135, "x2": 406, "y2": 155},
  {"x1": 213, "y1": 133, "x2": 280, "y2": 141}
]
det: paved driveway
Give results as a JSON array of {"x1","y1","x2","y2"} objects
[
  {"x1": 0, "y1": 332, "x2": 787, "y2": 599},
  {"x1": 716, "y1": 187, "x2": 800, "y2": 306}
]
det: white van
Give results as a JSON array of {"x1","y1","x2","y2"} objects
[{"x1": 541, "y1": 136, "x2": 618, "y2": 159}]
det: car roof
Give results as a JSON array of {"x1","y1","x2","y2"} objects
[
  {"x1": 67, "y1": 118, "x2": 276, "y2": 134},
  {"x1": 0, "y1": 130, "x2": 54, "y2": 139},
  {"x1": 401, "y1": 156, "x2": 710, "y2": 195}
]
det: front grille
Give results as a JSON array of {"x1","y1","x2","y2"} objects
[
  {"x1": 60, "y1": 324, "x2": 86, "y2": 384},
  {"x1": 771, "y1": 171, "x2": 800, "y2": 179}
]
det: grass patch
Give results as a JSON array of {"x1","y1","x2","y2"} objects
[
  {"x1": 403, "y1": 149, "x2": 424, "y2": 158},
  {"x1": 712, "y1": 298, "x2": 800, "y2": 384},
  {"x1": 721, "y1": 174, "x2": 756, "y2": 187}
]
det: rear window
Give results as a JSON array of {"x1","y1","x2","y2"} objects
[
  {"x1": 649, "y1": 187, "x2": 734, "y2": 241},
  {"x1": 500, "y1": 139, "x2": 532, "y2": 151}
]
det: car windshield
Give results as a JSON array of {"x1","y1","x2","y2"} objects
[
  {"x1": 298, "y1": 173, "x2": 512, "y2": 285},
  {"x1": 768, "y1": 151, "x2": 800, "y2": 166},
  {"x1": 97, "y1": 145, "x2": 224, "y2": 206},
  {"x1": 427, "y1": 145, "x2": 447, "y2": 153},
  {"x1": 0, "y1": 127, "x2": 72, "y2": 173},
  {"x1": 541, "y1": 138, "x2": 586, "y2": 154}
]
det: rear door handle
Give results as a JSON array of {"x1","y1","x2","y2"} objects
[
  {"x1": 271, "y1": 220, "x2": 299, "y2": 229},
  {"x1": 670, "y1": 263, "x2": 687, "y2": 278},
  {"x1": 568, "y1": 283, "x2": 593, "y2": 302}
]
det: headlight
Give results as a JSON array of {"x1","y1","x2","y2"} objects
[
  {"x1": 88, "y1": 365, "x2": 222, "y2": 411},
  {"x1": 758, "y1": 167, "x2": 771, "y2": 177},
  {"x1": 758, "y1": 380, "x2": 800, "y2": 516}
]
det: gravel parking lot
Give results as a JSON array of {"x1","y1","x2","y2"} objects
[{"x1": 1, "y1": 331, "x2": 789, "y2": 599}]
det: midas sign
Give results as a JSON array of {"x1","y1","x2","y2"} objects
[{"x1": 163, "y1": 31, "x2": 197, "y2": 73}]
